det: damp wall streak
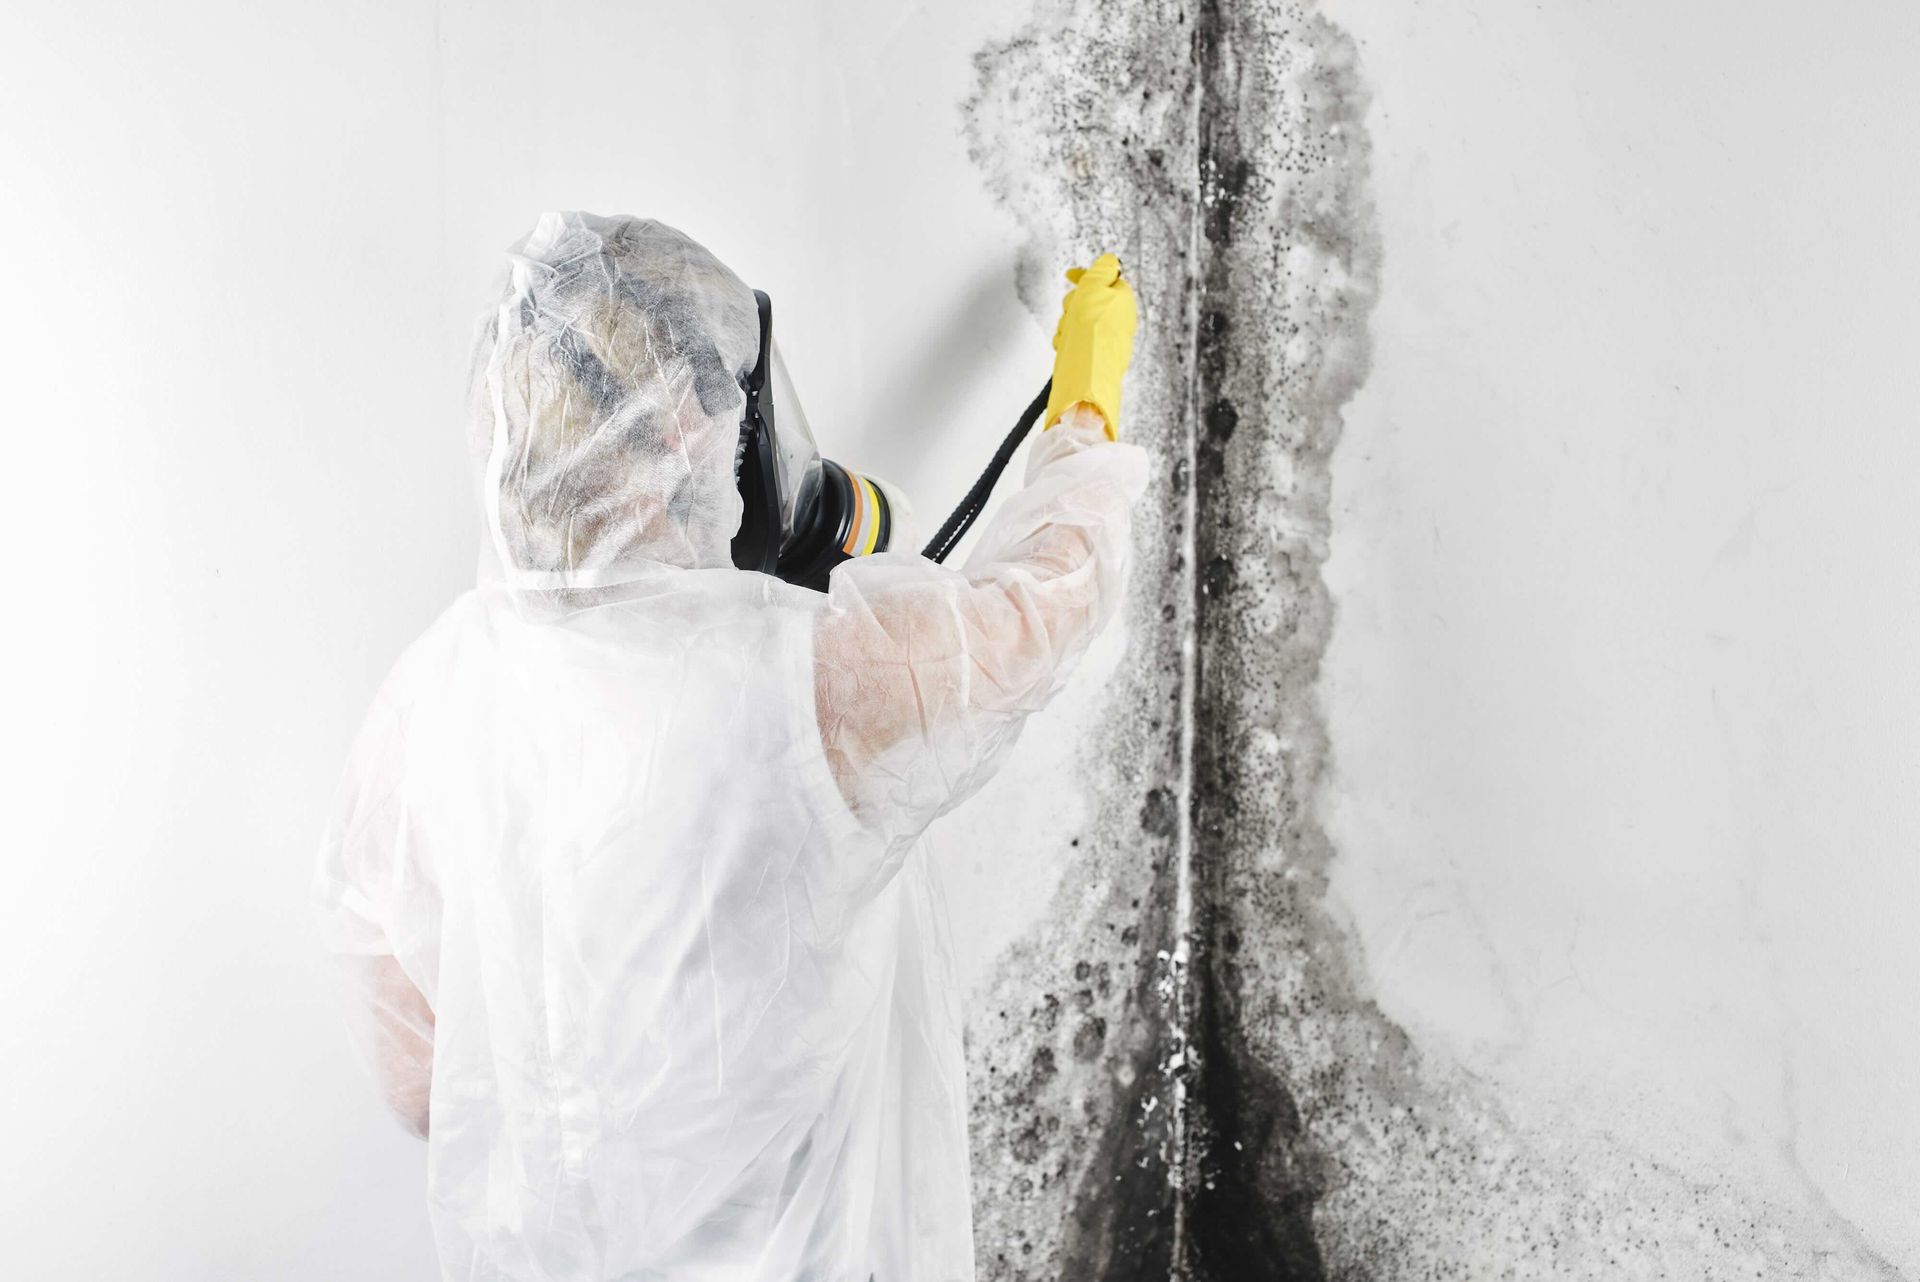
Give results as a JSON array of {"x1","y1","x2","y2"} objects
[{"x1": 967, "y1": 1, "x2": 1913, "y2": 1278}]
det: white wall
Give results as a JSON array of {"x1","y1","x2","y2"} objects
[
  {"x1": 0, "y1": 1, "x2": 1050, "y2": 1274},
  {"x1": 1320, "y1": 0, "x2": 1920, "y2": 1267},
  {"x1": 5, "y1": 0, "x2": 1915, "y2": 1275}
]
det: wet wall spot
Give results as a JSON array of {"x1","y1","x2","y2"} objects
[{"x1": 966, "y1": 0, "x2": 1909, "y2": 1279}]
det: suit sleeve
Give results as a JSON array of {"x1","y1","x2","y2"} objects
[
  {"x1": 313, "y1": 681, "x2": 436, "y2": 1138},
  {"x1": 812, "y1": 406, "x2": 1148, "y2": 842}
]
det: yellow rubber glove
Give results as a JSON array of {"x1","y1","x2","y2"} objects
[{"x1": 1044, "y1": 253, "x2": 1138, "y2": 439}]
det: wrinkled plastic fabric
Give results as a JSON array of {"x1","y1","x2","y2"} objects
[
  {"x1": 472, "y1": 212, "x2": 757, "y2": 588},
  {"x1": 316, "y1": 212, "x2": 1146, "y2": 1281}
]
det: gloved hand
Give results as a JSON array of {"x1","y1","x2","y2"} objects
[{"x1": 1044, "y1": 253, "x2": 1139, "y2": 439}]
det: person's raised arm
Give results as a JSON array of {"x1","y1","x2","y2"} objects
[{"x1": 814, "y1": 256, "x2": 1146, "y2": 835}]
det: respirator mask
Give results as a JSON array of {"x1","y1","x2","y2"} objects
[
  {"x1": 731, "y1": 290, "x2": 895, "y2": 591},
  {"x1": 732, "y1": 287, "x2": 1055, "y2": 591}
]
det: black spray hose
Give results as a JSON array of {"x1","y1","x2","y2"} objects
[{"x1": 922, "y1": 379, "x2": 1053, "y2": 564}]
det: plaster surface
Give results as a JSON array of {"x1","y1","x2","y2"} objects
[
  {"x1": 965, "y1": 0, "x2": 1917, "y2": 1276},
  {"x1": 3, "y1": 0, "x2": 1913, "y2": 1276},
  {"x1": 1320, "y1": 1, "x2": 1920, "y2": 1273}
]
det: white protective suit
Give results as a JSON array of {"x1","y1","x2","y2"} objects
[{"x1": 315, "y1": 212, "x2": 1146, "y2": 1282}]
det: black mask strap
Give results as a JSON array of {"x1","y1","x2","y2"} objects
[{"x1": 731, "y1": 290, "x2": 782, "y2": 574}]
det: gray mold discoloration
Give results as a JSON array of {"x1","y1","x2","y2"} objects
[
  {"x1": 963, "y1": 5, "x2": 1197, "y2": 1275},
  {"x1": 966, "y1": 1, "x2": 1909, "y2": 1279}
]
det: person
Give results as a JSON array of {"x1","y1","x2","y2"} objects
[{"x1": 314, "y1": 211, "x2": 1144, "y2": 1281}]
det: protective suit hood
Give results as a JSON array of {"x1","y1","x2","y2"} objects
[{"x1": 471, "y1": 211, "x2": 759, "y2": 590}]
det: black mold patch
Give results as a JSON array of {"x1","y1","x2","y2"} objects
[
  {"x1": 963, "y1": 1, "x2": 1198, "y2": 1276},
  {"x1": 966, "y1": 856, "x2": 1180, "y2": 1282},
  {"x1": 1188, "y1": 966, "x2": 1328, "y2": 1280},
  {"x1": 967, "y1": 0, "x2": 1909, "y2": 1278},
  {"x1": 1140, "y1": 787, "x2": 1179, "y2": 839}
]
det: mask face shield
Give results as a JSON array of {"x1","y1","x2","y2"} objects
[
  {"x1": 732, "y1": 291, "x2": 893, "y2": 590},
  {"x1": 765, "y1": 340, "x2": 824, "y2": 538}
]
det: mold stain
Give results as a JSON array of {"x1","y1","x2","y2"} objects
[
  {"x1": 963, "y1": 2, "x2": 1197, "y2": 1277},
  {"x1": 966, "y1": 1, "x2": 1909, "y2": 1279}
]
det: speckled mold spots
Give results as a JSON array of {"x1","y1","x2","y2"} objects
[
  {"x1": 965, "y1": 4, "x2": 1195, "y2": 1279},
  {"x1": 966, "y1": 1, "x2": 1906, "y2": 1280}
]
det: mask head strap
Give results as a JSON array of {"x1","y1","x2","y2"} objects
[{"x1": 731, "y1": 289, "x2": 782, "y2": 574}]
